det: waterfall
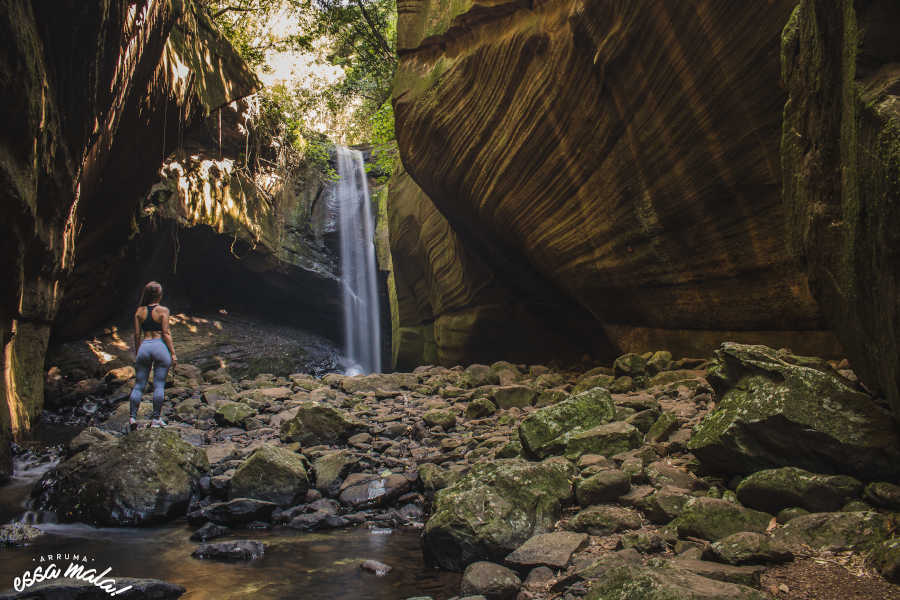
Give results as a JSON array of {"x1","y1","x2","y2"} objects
[{"x1": 336, "y1": 146, "x2": 382, "y2": 375}]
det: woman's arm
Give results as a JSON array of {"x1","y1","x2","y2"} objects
[
  {"x1": 161, "y1": 309, "x2": 177, "y2": 368},
  {"x1": 133, "y1": 310, "x2": 142, "y2": 356}
]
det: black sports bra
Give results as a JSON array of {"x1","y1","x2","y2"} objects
[{"x1": 142, "y1": 304, "x2": 163, "y2": 332}]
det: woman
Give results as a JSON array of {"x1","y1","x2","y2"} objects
[{"x1": 128, "y1": 281, "x2": 177, "y2": 430}]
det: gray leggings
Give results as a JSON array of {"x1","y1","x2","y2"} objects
[{"x1": 129, "y1": 338, "x2": 171, "y2": 419}]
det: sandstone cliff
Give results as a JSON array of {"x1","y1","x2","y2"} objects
[
  {"x1": 782, "y1": 0, "x2": 900, "y2": 415},
  {"x1": 0, "y1": 0, "x2": 257, "y2": 453},
  {"x1": 391, "y1": 1, "x2": 844, "y2": 365}
]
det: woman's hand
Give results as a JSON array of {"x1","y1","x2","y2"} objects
[{"x1": 171, "y1": 353, "x2": 178, "y2": 370}]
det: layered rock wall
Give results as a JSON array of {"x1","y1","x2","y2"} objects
[
  {"x1": 391, "y1": 0, "x2": 843, "y2": 364},
  {"x1": 0, "y1": 0, "x2": 257, "y2": 455},
  {"x1": 782, "y1": 0, "x2": 900, "y2": 416}
]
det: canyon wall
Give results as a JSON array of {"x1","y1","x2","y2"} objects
[
  {"x1": 782, "y1": 0, "x2": 900, "y2": 415},
  {"x1": 390, "y1": 1, "x2": 845, "y2": 366},
  {"x1": 0, "y1": 0, "x2": 257, "y2": 462}
]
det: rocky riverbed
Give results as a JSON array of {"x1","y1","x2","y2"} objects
[{"x1": 4, "y1": 337, "x2": 900, "y2": 599}]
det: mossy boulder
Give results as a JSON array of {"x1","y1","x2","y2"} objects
[
  {"x1": 518, "y1": 388, "x2": 615, "y2": 458},
  {"x1": 466, "y1": 397, "x2": 497, "y2": 418},
  {"x1": 688, "y1": 343, "x2": 900, "y2": 480},
  {"x1": 708, "y1": 532, "x2": 793, "y2": 565},
  {"x1": 422, "y1": 409, "x2": 457, "y2": 429},
  {"x1": 32, "y1": 429, "x2": 208, "y2": 526},
  {"x1": 565, "y1": 422, "x2": 642, "y2": 460},
  {"x1": 868, "y1": 538, "x2": 900, "y2": 584},
  {"x1": 645, "y1": 413, "x2": 679, "y2": 443},
  {"x1": 646, "y1": 351, "x2": 673, "y2": 375},
  {"x1": 418, "y1": 462, "x2": 463, "y2": 493},
  {"x1": 566, "y1": 505, "x2": 642, "y2": 535},
  {"x1": 492, "y1": 385, "x2": 537, "y2": 409},
  {"x1": 214, "y1": 402, "x2": 256, "y2": 427},
  {"x1": 465, "y1": 364, "x2": 500, "y2": 387},
  {"x1": 572, "y1": 374, "x2": 615, "y2": 395},
  {"x1": 585, "y1": 562, "x2": 768, "y2": 600},
  {"x1": 228, "y1": 445, "x2": 308, "y2": 506},
  {"x1": 614, "y1": 353, "x2": 647, "y2": 377},
  {"x1": 636, "y1": 487, "x2": 692, "y2": 524},
  {"x1": 279, "y1": 403, "x2": 364, "y2": 445},
  {"x1": 773, "y1": 511, "x2": 892, "y2": 552},
  {"x1": 313, "y1": 450, "x2": 359, "y2": 497},
  {"x1": 575, "y1": 469, "x2": 631, "y2": 505},
  {"x1": 422, "y1": 458, "x2": 576, "y2": 571},
  {"x1": 863, "y1": 481, "x2": 900, "y2": 510},
  {"x1": 735, "y1": 467, "x2": 862, "y2": 514},
  {"x1": 673, "y1": 497, "x2": 772, "y2": 541}
]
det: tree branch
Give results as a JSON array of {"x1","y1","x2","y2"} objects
[{"x1": 351, "y1": 0, "x2": 394, "y2": 60}]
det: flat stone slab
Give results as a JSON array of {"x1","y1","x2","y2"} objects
[{"x1": 505, "y1": 531, "x2": 588, "y2": 569}]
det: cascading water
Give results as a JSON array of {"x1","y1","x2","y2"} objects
[{"x1": 335, "y1": 146, "x2": 382, "y2": 375}]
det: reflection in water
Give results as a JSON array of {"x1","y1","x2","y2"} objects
[
  {"x1": 0, "y1": 523, "x2": 460, "y2": 600},
  {"x1": 1, "y1": 429, "x2": 459, "y2": 600}
]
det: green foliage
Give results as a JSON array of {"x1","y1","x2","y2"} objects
[{"x1": 204, "y1": 0, "x2": 398, "y2": 163}]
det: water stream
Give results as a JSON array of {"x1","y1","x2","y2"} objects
[
  {"x1": 336, "y1": 146, "x2": 382, "y2": 375},
  {"x1": 0, "y1": 432, "x2": 459, "y2": 599}
]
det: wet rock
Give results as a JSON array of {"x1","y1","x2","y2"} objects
[
  {"x1": 460, "y1": 562, "x2": 521, "y2": 600},
  {"x1": 571, "y1": 374, "x2": 615, "y2": 395},
  {"x1": 279, "y1": 403, "x2": 364, "y2": 445},
  {"x1": 422, "y1": 458, "x2": 575, "y2": 571},
  {"x1": 775, "y1": 507, "x2": 809, "y2": 523},
  {"x1": 0, "y1": 523, "x2": 43, "y2": 546},
  {"x1": 565, "y1": 505, "x2": 642, "y2": 535},
  {"x1": 228, "y1": 444, "x2": 308, "y2": 506},
  {"x1": 199, "y1": 498, "x2": 278, "y2": 526},
  {"x1": 863, "y1": 481, "x2": 900, "y2": 510},
  {"x1": 466, "y1": 398, "x2": 497, "y2": 418},
  {"x1": 0, "y1": 577, "x2": 186, "y2": 599},
  {"x1": 689, "y1": 343, "x2": 900, "y2": 480},
  {"x1": 66, "y1": 426, "x2": 116, "y2": 457},
  {"x1": 518, "y1": 388, "x2": 615, "y2": 458},
  {"x1": 313, "y1": 450, "x2": 359, "y2": 497},
  {"x1": 288, "y1": 510, "x2": 330, "y2": 530},
  {"x1": 191, "y1": 540, "x2": 265, "y2": 561},
  {"x1": 505, "y1": 532, "x2": 588, "y2": 569},
  {"x1": 868, "y1": 538, "x2": 900, "y2": 584},
  {"x1": 735, "y1": 467, "x2": 862, "y2": 514},
  {"x1": 565, "y1": 422, "x2": 641, "y2": 460},
  {"x1": 492, "y1": 386, "x2": 537, "y2": 409},
  {"x1": 575, "y1": 470, "x2": 631, "y2": 505},
  {"x1": 609, "y1": 376, "x2": 635, "y2": 393},
  {"x1": 338, "y1": 473, "x2": 411, "y2": 508},
  {"x1": 361, "y1": 559, "x2": 393, "y2": 576},
  {"x1": 672, "y1": 497, "x2": 772, "y2": 541},
  {"x1": 190, "y1": 522, "x2": 230, "y2": 542},
  {"x1": 422, "y1": 409, "x2": 456, "y2": 430},
  {"x1": 773, "y1": 511, "x2": 892, "y2": 552},
  {"x1": 32, "y1": 429, "x2": 208, "y2": 526},
  {"x1": 707, "y1": 532, "x2": 793, "y2": 565},
  {"x1": 214, "y1": 402, "x2": 256, "y2": 427},
  {"x1": 584, "y1": 563, "x2": 767, "y2": 599}
]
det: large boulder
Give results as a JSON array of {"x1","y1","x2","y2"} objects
[
  {"x1": 773, "y1": 511, "x2": 893, "y2": 552},
  {"x1": 279, "y1": 403, "x2": 364, "y2": 446},
  {"x1": 672, "y1": 497, "x2": 772, "y2": 542},
  {"x1": 228, "y1": 445, "x2": 308, "y2": 506},
  {"x1": 32, "y1": 429, "x2": 208, "y2": 526},
  {"x1": 0, "y1": 577, "x2": 186, "y2": 599},
  {"x1": 518, "y1": 388, "x2": 615, "y2": 458},
  {"x1": 459, "y1": 561, "x2": 521, "y2": 600},
  {"x1": 688, "y1": 343, "x2": 900, "y2": 480},
  {"x1": 735, "y1": 467, "x2": 862, "y2": 514},
  {"x1": 422, "y1": 458, "x2": 576, "y2": 571}
]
